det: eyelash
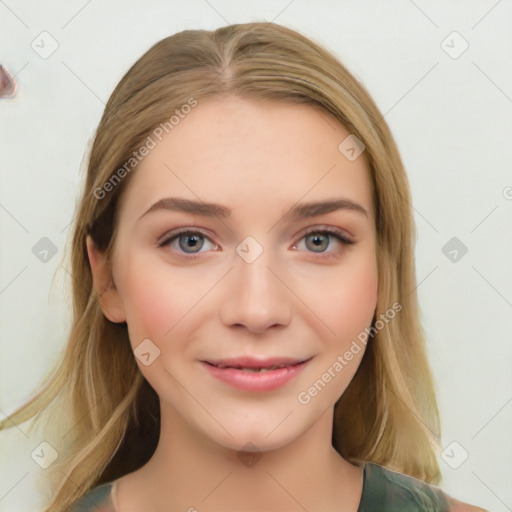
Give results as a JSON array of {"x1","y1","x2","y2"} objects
[{"x1": 157, "y1": 226, "x2": 354, "y2": 261}]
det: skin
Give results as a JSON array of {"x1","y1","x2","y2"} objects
[{"x1": 86, "y1": 97, "x2": 480, "y2": 511}]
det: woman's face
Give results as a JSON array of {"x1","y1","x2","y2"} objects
[{"x1": 89, "y1": 97, "x2": 378, "y2": 452}]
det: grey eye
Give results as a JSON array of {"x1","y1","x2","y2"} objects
[
  {"x1": 304, "y1": 233, "x2": 330, "y2": 252},
  {"x1": 178, "y1": 233, "x2": 205, "y2": 253}
]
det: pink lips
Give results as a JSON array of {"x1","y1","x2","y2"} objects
[{"x1": 201, "y1": 356, "x2": 311, "y2": 391}]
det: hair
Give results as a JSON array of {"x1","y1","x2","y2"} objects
[{"x1": 0, "y1": 21, "x2": 443, "y2": 511}]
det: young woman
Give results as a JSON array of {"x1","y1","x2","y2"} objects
[{"x1": 0, "y1": 22, "x2": 486, "y2": 512}]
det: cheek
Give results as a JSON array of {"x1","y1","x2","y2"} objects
[
  {"x1": 119, "y1": 262, "x2": 191, "y2": 344},
  {"x1": 306, "y1": 254, "x2": 377, "y2": 403},
  {"x1": 316, "y1": 252, "x2": 378, "y2": 348}
]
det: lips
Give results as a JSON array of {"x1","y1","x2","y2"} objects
[
  {"x1": 203, "y1": 356, "x2": 310, "y2": 371},
  {"x1": 201, "y1": 356, "x2": 311, "y2": 391}
]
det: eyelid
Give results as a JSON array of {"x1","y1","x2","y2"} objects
[
  {"x1": 156, "y1": 226, "x2": 214, "y2": 246},
  {"x1": 157, "y1": 224, "x2": 354, "y2": 258},
  {"x1": 298, "y1": 225, "x2": 353, "y2": 243}
]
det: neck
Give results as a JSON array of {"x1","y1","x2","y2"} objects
[{"x1": 122, "y1": 400, "x2": 364, "y2": 512}]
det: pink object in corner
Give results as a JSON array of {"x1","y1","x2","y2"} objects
[{"x1": 0, "y1": 65, "x2": 17, "y2": 98}]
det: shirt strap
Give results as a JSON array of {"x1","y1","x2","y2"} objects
[{"x1": 111, "y1": 480, "x2": 120, "y2": 512}]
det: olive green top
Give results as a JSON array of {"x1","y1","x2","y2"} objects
[{"x1": 69, "y1": 461, "x2": 449, "y2": 511}]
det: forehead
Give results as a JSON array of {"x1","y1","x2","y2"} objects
[{"x1": 116, "y1": 96, "x2": 373, "y2": 226}]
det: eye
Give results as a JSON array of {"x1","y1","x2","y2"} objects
[
  {"x1": 157, "y1": 226, "x2": 354, "y2": 260},
  {"x1": 157, "y1": 229, "x2": 217, "y2": 258},
  {"x1": 292, "y1": 227, "x2": 354, "y2": 258}
]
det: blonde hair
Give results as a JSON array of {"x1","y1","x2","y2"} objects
[{"x1": 0, "y1": 21, "x2": 443, "y2": 511}]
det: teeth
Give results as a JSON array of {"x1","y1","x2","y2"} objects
[
  {"x1": 211, "y1": 363, "x2": 294, "y2": 371},
  {"x1": 221, "y1": 365, "x2": 285, "y2": 372}
]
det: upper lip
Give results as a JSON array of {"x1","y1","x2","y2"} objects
[{"x1": 203, "y1": 356, "x2": 312, "y2": 370}]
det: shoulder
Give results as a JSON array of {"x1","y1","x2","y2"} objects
[
  {"x1": 68, "y1": 482, "x2": 117, "y2": 512},
  {"x1": 360, "y1": 462, "x2": 448, "y2": 511},
  {"x1": 360, "y1": 462, "x2": 488, "y2": 512}
]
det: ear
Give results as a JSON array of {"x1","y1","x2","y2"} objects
[{"x1": 86, "y1": 235, "x2": 126, "y2": 324}]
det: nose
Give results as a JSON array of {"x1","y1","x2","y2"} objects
[{"x1": 219, "y1": 247, "x2": 292, "y2": 334}]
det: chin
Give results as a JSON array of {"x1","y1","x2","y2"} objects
[{"x1": 208, "y1": 420, "x2": 304, "y2": 456}]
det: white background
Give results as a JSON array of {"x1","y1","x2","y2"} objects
[{"x1": 1, "y1": 1, "x2": 511, "y2": 510}]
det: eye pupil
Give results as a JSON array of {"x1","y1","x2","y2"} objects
[
  {"x1": 306, "y1": 233, "x2": 328, "y2": 252},
  {"x1": 179, "y1": 234, "x2": 203, "y2": 253},
  {"x1": 164, "y1": 229, "x2": 344, "y2": 258}
]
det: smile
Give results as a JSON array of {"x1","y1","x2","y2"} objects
[{"x1": 201, "y1": 357, "x2": 312, "y2": 391}]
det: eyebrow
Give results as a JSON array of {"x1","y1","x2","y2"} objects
[{"x1": 138, "y1": 196, "x2": 369, "y2": 222}]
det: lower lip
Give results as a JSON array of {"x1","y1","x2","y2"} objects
[{"x1": 201, "y1": 360, "x2": 310, "y2": 391}]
